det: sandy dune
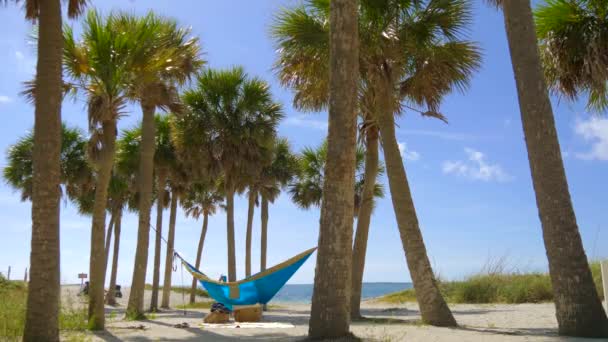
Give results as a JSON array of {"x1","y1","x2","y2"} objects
[{"x1": 61, "y1": 286, "x2": 602, "y2": 341}]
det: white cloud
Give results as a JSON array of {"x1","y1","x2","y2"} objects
[
  {"x1": 15, "y1": 51, "x2": 24, "y2": 60},
  {"x1": 0, "y1": 96, "x2": 12, "y2": 104},
  {"x1": 398, "y1": 129, "x2": 480, "y2": 141},
  {"x1": 398, "y1": 142, "x2": 420, "y2": 161},
  {"x1": 574, "y1": 117, "x2": 608, "y2": 161},
  {"x1": 283, "y1": 115, "x2": 328, "y2": 131},
  {"x1": 442, "y1": 148, "x2": 512, "y2": 182}
]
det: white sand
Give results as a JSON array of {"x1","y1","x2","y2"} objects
[{"x1": 61, "y1": 286, "x2": 602, "y2": 341}]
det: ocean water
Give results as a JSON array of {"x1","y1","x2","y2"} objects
[{"x1": 271, "y1": 282, "x2": 413, "y2": 303}]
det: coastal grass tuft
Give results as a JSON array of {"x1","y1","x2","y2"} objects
[
  {"x1": 0, "y1": 275, "x2": 88, "y2": 340},
  {"x1": 379, "y1": 260, "x2": 605, "y2": 304}
]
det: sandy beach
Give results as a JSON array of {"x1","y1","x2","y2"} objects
[{"x1": 59, "y1": 285, "x2": 602, "y2": 341}]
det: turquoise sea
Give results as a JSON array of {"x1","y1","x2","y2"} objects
[{"x1": 272, "y1": 282, "x2": 413, "y2": 303}]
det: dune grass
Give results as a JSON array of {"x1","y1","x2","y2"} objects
[
  {"x1": 0, "y1": 275, "x2": 88, "y2": 340},
  {"x1": 380, "y1": 261, "x2": 605, "y2": 304},
  {"x1": 144, "y1": 284, "x2": 209, "y2": 298}
]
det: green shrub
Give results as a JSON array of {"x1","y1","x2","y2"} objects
[
  {"x1": 378, "y1": 260, "x2": 606, "y2": 304},
  {"x1": 0, "y1": 277, "x2": 27, "y2": 339}
]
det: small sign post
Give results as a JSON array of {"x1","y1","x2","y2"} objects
[
  {"x1": 78, "y1": 273, "x2": 88, "y2": 289},
  {"x1": 601, "y1": 261, "x2": 608, "y2": 311}
]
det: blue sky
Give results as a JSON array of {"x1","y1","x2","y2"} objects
[{"x1": 1, "y1": 0, "x2": 607, "y2": 287}]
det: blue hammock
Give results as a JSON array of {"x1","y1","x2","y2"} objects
[{"x1": 178, "y1": 247, "x2": 316, "y2": 310}]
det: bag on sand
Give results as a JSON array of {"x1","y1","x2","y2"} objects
[
  {"x1": 234, "y1": 305, "x2": 262, "y2": 323},
  {"x1": 203, "y1": 311, "x2": 230, "y2": 324}
]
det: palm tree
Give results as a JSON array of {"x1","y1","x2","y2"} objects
[
  {"x1": 181, "y1": 183, "x2": 224, "y2": 303},
  {"x1": 62, "y1": 11, "x2": 136, "y2": 327},
  {"x1": 104, "y1": 171, "x2": 132, "y2": 305},
  {"x1": 300, "y1": 0, "x2": 360, "y2": 337},
  {"x1": 256, "y1": 138, "x2": 299, "y2": 278},
  {"x1": 161, "y1": 158, "x2": 189, "y2": 308},
  {"x1": 289, "y1": 141, "x2": 382, "y2": 213},
  {"x1": 485, "y1": 0, "x2": 608, "y2": 337},
  {"x1": 172, "y1": 67, "x2": 283, "y2": 282},
  {"x1": 273, "y1": 0, "x2": 480, "y2": 326},
  {"x1": 289, "y1": 136, "x2": 384, "y2": 319},
  {"x1": 3, "y1": 0, "x2": 85, "y2": 339},
  {"x1": 115, "y1": 12, "x2": 203, "y2": 319},
  {"x1": 535, "y1": 0, "x2": 608, "y2": 112},
  {"x1": 4, "y1": 124, "x2": 92, "y2": 203},
  {"x1": 149, "y1": 114, "x2": 178, "y2": 311}
]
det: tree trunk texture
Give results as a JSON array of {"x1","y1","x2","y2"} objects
[
  {"x1": 245, "y1": 191, "x2": 255, "y2": 277},
  {"x1": 106, "y1": 207, "x2": 122, "y2": 306},
  {"x1": 260, "y1": 195, "x2": 269, "y2": 311},
  {"x1": 150, "y1": 169, "x2": 167, "y2": 312},
  {"x1": 104, "y1": 211, "x2": 115, "y2": 277},
  {"x1": 190, "y1": 213, "x2": 209, "y2": 304},
  {"x1": 88, "y1": 120, "x2": 117, "y2": 330},
  {"x1": 350, "y1": 128, "x2": 379, "y2": 319},
  {"x1": 501, "y1": 0, "x2": 608, "y2": 336},
  {"x1": 376, "y1": 76, "x2": 456, "y2": 327},
  {"x1": 126, "y1": 102, "x2": 156, "y2": 319},
  {"x1": 260, "y1": 195, "x2": 269, "y2": 273},
  {"x1": 161, "y1": 192, "x2": 178, "y2": 308},
  {"x1": 308, "y1": 0, "x2": 359, "y2": 338},
  {"x1": 226, "y1": 188, "x2": 237, "y2": 282},
  {"x1": 23, "y1": 1, "x2": 62, "y2": 340}
]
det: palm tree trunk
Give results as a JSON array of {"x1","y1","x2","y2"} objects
[
  {"x1": 308, "y1": 0, "x2": 359, "y2": 338},
  {"x1": 260, "y1": 194, "x2": 269, "y2": 273},
  {"x1": 23, "y1": 1, "x2": 62, "y2": 340},
  {"x1": 350, "y1": 128, "x2": 379, "y2": 319},
  {"x1": 501, "y1": 0, "x2": 608, "y2": 336},
  {"x1": 162, "y1": 191, "x2": 178, "y2": 308},
  {"x1": 226, "y1": 187, "x2": 237, "y2": 282},
  {"x1": 190, "y1": 213, "x2": 209, "y2": 304},
  {"x1": 104, "y1": 210, "x2": 116, "y2": 277},
  {"x1": 150, "y1": 169, "x2": 167, "y2": 312},
  {"x1": 260, "y1": 194, "x2": 269, "y2": 311},
  {"x1": 376, "y1": 76, "x2": 456, "y2": 327},
  {"x1": 88, "y1": 120, "x2": 117, "y2": 330},
  {"x1": 107, "y1": 207, "x2": 122, "y2": 306},
  {"x1": 245, "y1": 191, "x2": 255, "y2": 277},
  {"x1": 127, "y1": 102, "x2": 156, "y2": 319}
]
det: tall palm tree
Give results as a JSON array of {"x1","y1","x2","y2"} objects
[
  {"x1": 4, "y1": 0, "x2": 86, "y2": 339},
  {"x1": 181, "y1": 183, "x2": 224, "y2": 303},
  {"x1": 304, "y1": 0, "x2": 360, "y2": 337},
  {"x1": 62, "y1": 11, "x2": 135, "y2": 327},
  {"x1": 161, "y1": 160, "x2": 189, "y2": 308},
  {"x1": 172, "y1": 67, "x2": 283, "y2": 282},
  {"x1": 116, "y1": 12, "x2": 203, "y2": 319},
  {"x1": 149, "y1": 114, "x2": 178, "y2": 311},
  {"x1": 486, "y1": 0, "x2": 608, "y2": 337},
  {"x1": 273, "y1": 0, "x2": 480, "y2": 326},
  {"x1": 256, "y1": 138, "x2": 299, "y2": 278},
  {"x1": 289, "y1": 135, "x2": 384, "y2": 319},
  {"x1": 535, "y1": 0, "x2": 608, "y2": 112}
]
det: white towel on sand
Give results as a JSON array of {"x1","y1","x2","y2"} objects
[{"x1": 200, "y1": 322, "x2": 295, "y2": 329}]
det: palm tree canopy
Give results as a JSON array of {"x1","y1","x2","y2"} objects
[
  {"x1": 289, "y1": 140, "x2": 384, "y2": 212},
  {"x1": 63, "y1": 10, "x2": 134, "y2": 162},
  {"x1": 255, "y1": 137, "x2": 300, "y2": 203},
  {"x1": 535, "y1": 0, "x2": 608, "y2": 112},
  {"x1": 111, "y1": 11, "x2": 204, "y2": 110},
  {"x1": 172, "y1": 67, "x2": 284, "y2": 190},
  {"x1": 181, "y1": 182, "x2": 224, "y2": 219},
  {"x1": 4, "y1": 123, "x2": 92, "y2": 202},
  {"x1": 4, "y1": 0, "x2": 87, "y2": 20},
  {"x1": 272, "y1": 0, "x2": 481, "y2": 115}
]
